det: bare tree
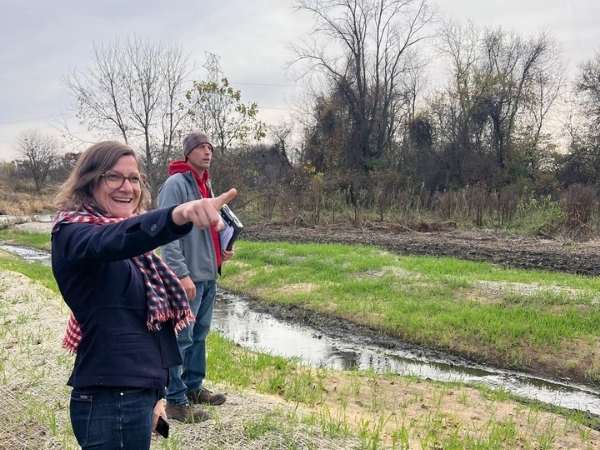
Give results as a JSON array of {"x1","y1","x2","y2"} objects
[
  {"x1": 521, "y1": 51, "x2": 564, "y2": 173},
  {"x1": 68, "y1": 37, "x2": 189, "y2": 200},
  {"x1": 577, "y1": 49, "x2": 600, "y2": 130},
  {"x1": 17, "y1": 130, "x2": 60, "y2": 192},
  {"x1": 294, "y1": 0, "x2": 434, "y2": 173},
  {"x1": 529, "y1": 61, "x2": 563, "y2": 148},
  {"x1": 269, "y1": 121, "x2": 296, "y2": 164},
  {"x1": 479, "y1": 29, "x2": 554, "y2": 169},
  {"x1": 435, "y1": 23, "x2": 562, "y2": 185},
  {"x1": 399, "y1": 50, "x2": 427, "y2": 124},
  {"x1": 559, "y1": 49, "x2": 600, "y2": 186}
]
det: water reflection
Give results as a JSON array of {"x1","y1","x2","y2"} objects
[{"x1": 213, "y1": 292, "x2": 600, "y2": 416}]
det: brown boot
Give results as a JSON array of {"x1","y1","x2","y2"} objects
[
  {"x1": 187, "y1": 387, "x2": 226, "y2": 406},
  {"x1": 165, "y1": 402, "x2": 209, "y2": 423}
]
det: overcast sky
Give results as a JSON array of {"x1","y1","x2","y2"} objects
[{"x1": 1, "y1": 0, "x2": 598, "y2": 161}]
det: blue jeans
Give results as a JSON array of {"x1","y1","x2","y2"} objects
[
  {"x1": 167, "y1": 280, "x2": 216, "y2": 405},
  {"x1": 70, "y1": 386, "x2": 160, "y2": 450}
]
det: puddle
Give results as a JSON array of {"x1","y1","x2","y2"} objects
[
  {"x1": 2, "y1": 244, "x2": 599, "y2": 416},
  {"x1": 213, "y1": 292, "x2": 600, "y2": 416}
]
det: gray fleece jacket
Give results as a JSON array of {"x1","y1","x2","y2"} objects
[{"x1": 158, "y1": 171, "x2": 219, "y2": 281}]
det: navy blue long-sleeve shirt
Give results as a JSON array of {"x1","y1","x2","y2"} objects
[{"x1": 51, "y1": 207, "x2": 192, "y2": 389}]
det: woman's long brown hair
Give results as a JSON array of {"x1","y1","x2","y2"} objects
[{"x1": 55, "y1": 141, "x2": 149, "y2": 212}]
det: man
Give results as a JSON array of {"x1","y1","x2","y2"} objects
[{"x1": 158, "y1": 131, "x2": 233, "y2": 422}]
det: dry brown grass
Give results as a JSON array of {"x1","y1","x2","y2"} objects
[
  {"x1": 318, "y1": 374, "x2": 600, "y2": 449},
  {"x1": 0, "y1": 181, "x2": 56, "y2": 215}
]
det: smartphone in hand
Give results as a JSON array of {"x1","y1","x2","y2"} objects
[{"x1": 155, "y1": 416, "x2": 169, "y2": 438}]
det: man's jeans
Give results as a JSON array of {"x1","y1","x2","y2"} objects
[
  {"x1": 70, "y1": 386, "x2": 160, "y2": 449},
  {"x1": 167, "y1": 280, "x2": 216, "y2": 405}
]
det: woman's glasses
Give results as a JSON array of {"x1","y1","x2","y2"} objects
[{"x1": 101, "y1": 172, "x2": 143, "y2": 189}]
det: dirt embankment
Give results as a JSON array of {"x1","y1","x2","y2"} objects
[{"x1": 245, "y1": 222, "x2": 600, "y2": 275}]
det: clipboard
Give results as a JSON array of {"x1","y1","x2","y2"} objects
[{"x1": 219, "y1": 204, "x2": 243, "y2": 251}]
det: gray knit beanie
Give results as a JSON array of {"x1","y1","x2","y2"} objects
[{"x1": 183, "y1": 131, "x2": 213, "y2": 157}]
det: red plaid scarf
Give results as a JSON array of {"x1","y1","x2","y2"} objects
[{"x1": 53, "y1": 205, "x2": 194, "y2": 353}]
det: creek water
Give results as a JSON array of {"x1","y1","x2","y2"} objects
[
  {"x1": 213, "y1": 292, "x2": 600, "y2": 416},
  {"x1": 2, "y1": 243, "x2": 599, "y2": 416},
  {"x1": 0, "y1": 244, "x2": 51, "y2": 265}
]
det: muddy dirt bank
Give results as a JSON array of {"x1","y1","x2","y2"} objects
[{"x1": 245, "y1": 223, "x2": 600, "y2": 275}]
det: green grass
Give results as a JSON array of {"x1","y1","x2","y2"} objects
[
  {"x1": 221, "y1": 240, "x2": 600, "y2": 381},
  {"x1": 243, "y1": 413, "x2": 281, "y2": 440},
  {"x1": 398, "y1": 255, "x2": 600, "y2": 290},
  {"x1": 505, "y1": 196, "x2": 565, "y2": 236},
  {"x1": 207, "y1": 331, "x2": 326, "y2": 406},
  {"x1": 0, "y1": 255, "x2": 57, "y2": 293},
  {"x1": 0, "y1": 228, "x2": 51, "y2": 251}
]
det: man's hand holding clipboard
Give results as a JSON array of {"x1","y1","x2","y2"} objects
[{"x1": 219, "y1": 204, "x2": 243, "y2": 252}]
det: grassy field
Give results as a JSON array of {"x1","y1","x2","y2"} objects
[
  {"x1": 0, "y1": 228, "x2": 52, "y2": 251},
  {"x1": 219, "y1": 241, "x2": 600, "y2": 384},
  {"x1": 1, "y1": 253, "x2": 599, "y2": 449},
  {"x1": 2, "y1": 229, "x2": 600, "y2": 383}
]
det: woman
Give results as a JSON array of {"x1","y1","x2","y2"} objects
[{"x1": 51, "y1": 141, "x2": 236, "y2": 449}]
